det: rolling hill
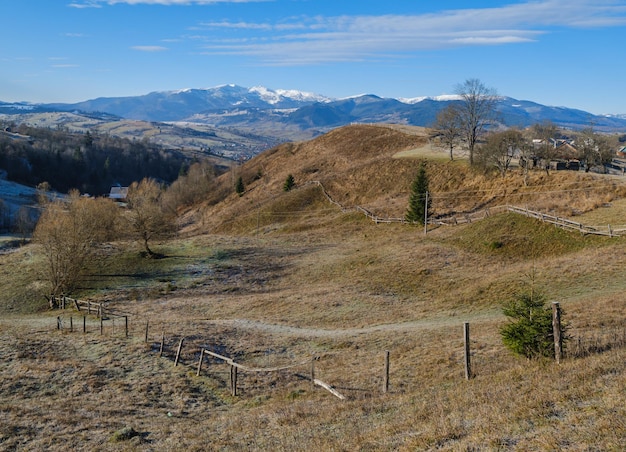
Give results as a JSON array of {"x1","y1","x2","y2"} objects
[{"x1": 182, "y1": 124, "x2": 626, "y2": 236}]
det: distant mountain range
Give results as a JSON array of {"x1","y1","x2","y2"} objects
[{"x1": 2, "y1": 85, "x2": 625, "y2": 148}]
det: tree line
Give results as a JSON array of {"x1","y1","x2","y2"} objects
[
  {"x1": 432, "y1": 79, "x2": 620, "y2": 175},
  {"x1": 0, "y1": 122, "x2": 189, "y2": 195}
]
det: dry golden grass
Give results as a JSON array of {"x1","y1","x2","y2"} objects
[{"x1": 1, "y1": 124, "x2": 626, "y2": 450}]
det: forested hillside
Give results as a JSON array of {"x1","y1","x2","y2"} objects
[{"x1": 0, "y1": 122, "x2": 190, "y2": 195}]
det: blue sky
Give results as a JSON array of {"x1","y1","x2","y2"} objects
[{"x1": 1, "y1": 0, "x2": 625, "y2": 114}]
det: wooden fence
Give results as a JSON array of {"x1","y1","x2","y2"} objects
[
  {"x1": 53, "y1": 312, "x2": 626, "y2": 401},
  {"x1": 53, "y1": 295, "x2": 133, "y2": 337},
  {"x1": 308, "y1": 180, "x2": 626, "y2": 236},
  {"x1": 505, "y1": 206, "x2": 626, "y2": 237}
]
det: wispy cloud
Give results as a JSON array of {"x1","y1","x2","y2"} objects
[
  {"x1": 131, "y1": 45, "x2": 169, "y2": 52},
  {"x1": 69, "y1": 0, "x2": 267, "y2": 6},
  {"x1": 198, "y1": 0, "x2": 626, "y2": 65}
]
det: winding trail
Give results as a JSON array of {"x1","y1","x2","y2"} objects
[{"x1": 207, "y1": 309, "x2": 502, "y2": 339}]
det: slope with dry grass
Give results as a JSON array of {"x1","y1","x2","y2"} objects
[
  {"x1": 1, "y1": 124, "x2": 625, "y2": 450},
  {"x1": 182, "y1": 124, "x2": 626, "y2": 235}
]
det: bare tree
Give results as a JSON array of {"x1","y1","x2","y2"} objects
[
  {"x1": 14, "y1": 205, "x2": 37, "y2": 243},
  {"x1": 34, "y1": 192, "x2": 119, "y2": 296},
  {"x1": 125, "y1": 178, "x2": 176, "y2": 258},
  {"x1": 576, "y1": 127, "x2": 613, "y2": 173},
  {"x1": 433, "y1": 104, "x2": 462, "y2": 161},
  {"x1": 455, "y1": 79, "x2": 499, "y2": 166},
  {"x1": 477, "y1": 129, "x2": 527, "y2": 178},
  {"x1": 530, "y1": 121, "x2": 560, "y2": 163},
  {"x1": 517, "y1": 132, "x2": 536, "y2": 187},
  {"x1": 163, "y1": 161, "x2": 217, "y2": 210}
]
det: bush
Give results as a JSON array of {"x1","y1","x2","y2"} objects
[{"x1": 500, "y1": 291, "x2": 566, "y2": 359}]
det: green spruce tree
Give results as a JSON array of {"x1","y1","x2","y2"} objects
[
  {"x1": 405, "y1": 163, "x2": 430, "y2": 224},
  {"x1": 283, "y1": 174, "x2": 296, "y2": 192},
  {"x1": 500, "y1": 291, "x2": 566, "y2": 359},
  {"x1": 235, "y1": 176, "x2": 245, "y2": 197}
]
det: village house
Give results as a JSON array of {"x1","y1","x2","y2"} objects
[{"x1": 108, "y1": 186, "x2": 129, "y2": 203}]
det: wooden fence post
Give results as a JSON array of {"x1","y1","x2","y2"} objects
[
  {"x1": 464, "y1": 322, "x2": 472, "y2": 380},
  {"x1": 174, "y1": 337, "x2": 185, "y2": 366},
  {"x1": 145, "y1": 320, "x2": 149, "y2": 343},
  {"x1": 230, "y1": 365, "x2": 238, "y2": 396},
  {"x1": 383, "y1": 350, "x2": 390, "y2": 393},
  {"x1": 57, "y1": 316, "x2": 61, "y2": 330},
  {"x1": 100, "y1": 316, "x2": 103, "y2": 335},
  {"x1": 83, "y1": 315, "x2": 86, "y2": 333},
  {"x1": 552, "y1": 302, "x2": 563, "y2": 363},
  {"x1": 124, "y1": 316, "x2": 129, "y2": 338},
  {"x1": 196, "y1": 349, "x2": 205, "y2": 376},
  {"x1": 70, "y1": 316, "x2": 73, "y2": 332},
  {"x1": 159, "y1": 332, "x2": 165, "y2": 357}
]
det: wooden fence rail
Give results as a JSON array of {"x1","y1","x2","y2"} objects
[
  {"x1": 197, "y1": 348, "x2": 345, "y2": 399},
  {"x1": 307, "y1": 180, "x2": 626, "y2": 235}
]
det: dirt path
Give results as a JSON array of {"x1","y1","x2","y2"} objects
[{"x1": 207, "y1": 309, "x2": 501, "y2": 339}]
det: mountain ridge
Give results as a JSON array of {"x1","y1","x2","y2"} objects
[{"x1": 2, "y1": 85, "x2": 625, "y2": 159}]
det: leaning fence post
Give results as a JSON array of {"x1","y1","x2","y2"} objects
[
  {"x1": 144, "y1": 320, "x2": 149, "y2": 343},
  {"x1": 174, "y1": 337, "x2": 185, "y2": 366},
  {"x1": 383, "y1": 350, "x2": 390, "y2": 393},
  {"x1": 159, "y1": 332, "x2": 165, "y2": 357},
  {"x1": 196, "y1": 349, "x2": 205, "y2": 376},
  {"x1": 552, "y1": 302, "x2": 563, "y2": 363},
  {"x1": 464, "y1": 322, "x2": 472, "y2": 380}
]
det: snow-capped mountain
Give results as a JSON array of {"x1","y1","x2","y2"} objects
[
  {"x1": 42, "y1": 85, "x2": 333, "y2": 121},
  {"x1": 3, "y1": 85, "x2": 626, "y2": 133}
]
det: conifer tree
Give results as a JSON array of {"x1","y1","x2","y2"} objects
[
  {"x1": 500, "y1": 291, "x2": 567, "y2": 359},
  {"x1": 405, "y1": 163, "x2": 430, "y2": 224},
  {"x1": 235, "y1": 176, "x2": 245, "y2": 197},
  {"x1": 283, "y1": 174, "x2": 295, "y2": 192}
]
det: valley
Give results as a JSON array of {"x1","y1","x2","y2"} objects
[{"x1": 0, "y1": 124, "x2": 624, "y2": 450}]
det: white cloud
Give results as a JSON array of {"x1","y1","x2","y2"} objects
[
  {"x1": 201, "y1": 21, "x2": 273, "y2": 30},
  {"x1": 131, "y1": 45, "x2": 169, "y2": 52},
  {"x1": 198, "y1": 0, "x2": 626, "y2": 64}
]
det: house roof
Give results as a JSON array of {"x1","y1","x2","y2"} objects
[
  {"x1": 109, "y1": 186, "x2": 128, "y2": 200},
  {"x1": 554, "y1": 142, "x2": 579, "y2": 160}
]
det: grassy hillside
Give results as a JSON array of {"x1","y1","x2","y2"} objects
[
  {"x1": 0, "y1": 124, "x2": 624, "y2": 450},
  {"x1": 183, "y1": 124, "x2": 626, "y2": 235}
]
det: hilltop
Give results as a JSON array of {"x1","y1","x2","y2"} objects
[{"x1": 184, "y1": 124, "x2": 626, "y2": 234}]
